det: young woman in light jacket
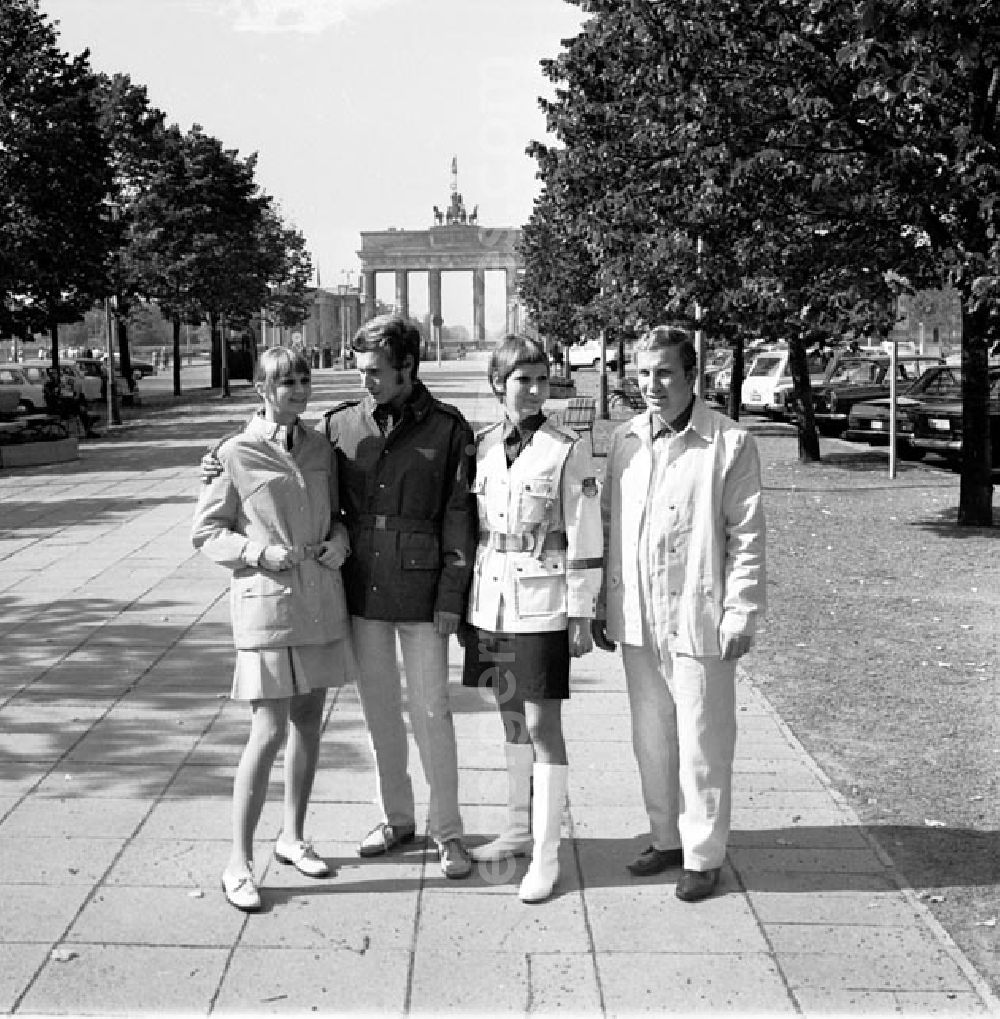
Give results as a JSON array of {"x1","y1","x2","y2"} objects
[
  {"x1": 192, "y1": 347, "x2": 351, "y2": 912},
  {"x1": 462, "y1": 335, "x2": 603, "y2": 902}
]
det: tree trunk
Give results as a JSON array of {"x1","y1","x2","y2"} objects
[
  {"x1": 727, "y1": 336, "x2": 744, "y2": 421},
  {"x1": 958, "y1": 306, "x2": 994, "y2": 526},
  {"x1": 788, "y1": 334, "x2": 821, "y2": 462},
  {"x1": 210, "y1": 313, "x2": 221, "y2": 389},
  {"x1": 50, "y1": 321, "x2": 60, "y2": 371},
  {"x1": 118, "y1": 318, "x2": 136, "y2": 395},
  {"x1": 172, "y1": 315, "x2": 182, "y2": 397}
]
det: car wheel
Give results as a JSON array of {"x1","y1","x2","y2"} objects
[
  {"x1": 592, "y1": 358, "x2": 601, "y2": 370},
  {"x1": 20, "y1": 399, "x2": 35, "y2": 412}
]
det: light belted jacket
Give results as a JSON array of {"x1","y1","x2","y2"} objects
[
  {"x1": 599, "y1": 398, "x2": 766, "y2": 657},
  {"x1": 467, "y1": 417, "x2": 603, "y2": 634},
  {"x1": 191, "y1": 414, "x2": 349, "y2": 650}
]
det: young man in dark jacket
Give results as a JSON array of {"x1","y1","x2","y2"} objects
[{"x1": 322, "y1": 315, "x2": 476, "y2": 878}]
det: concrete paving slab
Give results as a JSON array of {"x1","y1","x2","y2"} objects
[
  {"x1": 238, "y1": 883, "x2": 419, "y2": 951},
  {"x1": 586, "y1": 871, "x2": 768, "y2": 954},
  {"x1": 596, "y1": 950, "x2": 796, "y2": 1014},
  {"x1": 409, "y1": 948, "x2": 531, "y2": 1014},
  {"x1": 729, "y1": 845, "x2": 891, "y2": 875},
  {"x1": 105, "y1": 836, "x2": 230, "y2": 889},
  {"x1": 0, "y1": 834, "x2": 125, "y2": 885},
  {"x1": 780, "y1": 946, "x2": 976, "y2": 992},
  {"x1": 0, "y1": 883, "x2": 92, "y2": 941},
  {"x1": 792, "y1": 988, "x2": 991, "y2": 1014},
  {"x1": 765, "y1": 920, "x2": 954, "y2": 956},
  {"x1": 729, "y1": 823, "x2": 872, "y2": 849},
  {"x1": 415, "y1": 885, "x2": 592, "y2": 953},
  {"x1": 216, "y1": 945, "x2": 411, "y2": 1014},
  {"x1": 138, "y1": 796, "x2": 279, "y2": 841},
  {"x1": 748, "y1": 887, "x2": 927, "y2": 925},
  {"x1": 0, "y1": 727, "x2": 89, "y2": 760},
  {"x1": 529, "y1": 950, "x2": 605, "y2": 1014},
  {"x1": 17, "y1": 944, "x2": 228, "y2": 1015},
  {"x1": 65, "y1": 884, "x2": 246, "y2": 946},
  {"x1": 0, "y1": 943, "x2": 50, "y2": 1013},
  {"x1": 0, "y1": 795, "x2": 150, "y2": 838}
]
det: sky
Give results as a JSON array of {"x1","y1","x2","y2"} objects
[{"x1": 40, "y1": 0, "x2": 586, "y2": 331}]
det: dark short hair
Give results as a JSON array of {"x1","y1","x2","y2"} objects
[
  {"x1": 254, "y1": 346, "x2": 312, "y2": 388},
  {"x1": 636, "y1": 325, "x2": 697, "y2": 374},
  {"x1": 488, "y1": 334, "x2": 549, "y2": 391},
  {"x1": 352, "y1": 314, "x2": 421, "y2": 380}
]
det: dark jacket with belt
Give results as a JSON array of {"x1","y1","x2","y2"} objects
[{"x1": 320, "y1": 380, "x2": 476, "y2": 622}]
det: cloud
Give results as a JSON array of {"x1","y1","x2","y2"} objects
[{"x1": 201, "y1": 0, "x2": 401, "y2": 35}]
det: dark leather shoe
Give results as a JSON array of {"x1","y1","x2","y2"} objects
[
  {"x1": 358, "y1": 821, "x2": 417, "y2": 857},
  {"x1": 626, "y1": 845, "x2": 684, "y2": 877},
  {"x1": 675, "y1": 867, "x2": 721, "y2": 902}
]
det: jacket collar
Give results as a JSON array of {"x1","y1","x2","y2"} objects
[
  {"x1": 628, "y1": 396, "x2": 713, "y2": 446},
  {"x1": 247, "y1": 412, "x2": 299, "y2": 447},
  {"x1": 362, "y1": 379, "x2": 433, "y2": 424}
]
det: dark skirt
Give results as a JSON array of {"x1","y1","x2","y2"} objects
[{"x1": 462, "y1": 627, "x2": 570, "y2": 700}]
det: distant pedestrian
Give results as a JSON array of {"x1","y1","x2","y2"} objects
[
  {"x1": 593, "y1": 325, "x2": 766, "y2": 903},
  {"x1": 192, "y1": 346, "x2": 352, "y2": 912},
  {"x1": 463, "y1": 335, "x2": 602, "y2": 902}
]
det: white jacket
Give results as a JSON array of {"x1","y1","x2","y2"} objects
[
  {"x1": 600, "y1": 399, "x2": 766, "y2": 657},
  {"x1": 467, "y1": 418, "x2": 603, "y2": 634}
]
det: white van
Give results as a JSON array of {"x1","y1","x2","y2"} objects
[{"x1": 741, "y1": 347, "x2": 828, "y2": 419}]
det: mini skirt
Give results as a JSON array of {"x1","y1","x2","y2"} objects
[
  {"x1": 231, "y1": 638, "x2": 354, "y2": 701},
  {"x1": 462, "y1": 627, "x2": 570, "y2": 700}
]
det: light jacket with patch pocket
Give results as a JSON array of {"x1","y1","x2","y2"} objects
[
  {"x1": 191, "y1": 414, "x2": 349, "y2": 650},
  {"x1": 467, "y1": 418, "x2": 603, "y2": 634}
]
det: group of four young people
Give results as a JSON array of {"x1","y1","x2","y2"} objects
[{"x1": 193, "y1": 315, "x2": 766, "y2": 914}]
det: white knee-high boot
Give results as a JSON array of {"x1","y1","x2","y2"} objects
[
  {"x1": 471, "y1": 742, "x2": 535, "y2": 862},
  {"x1": 518, "y1": 763, "x2": 568, "y2": 903}
]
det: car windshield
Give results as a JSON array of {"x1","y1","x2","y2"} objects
[
  {"x1": 747, "y1": 354, "x2": 784, "y2": 378},
  {"x1": 908, "y1": 366, "x2": 962, "y2": 396},
  {"x1": 826, "y1": 357, "x2": 885, "y2": 385}
]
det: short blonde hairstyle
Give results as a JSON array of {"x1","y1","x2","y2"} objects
[{"x1": 254, "y1": 346, "x2": 312, "y2": 391}]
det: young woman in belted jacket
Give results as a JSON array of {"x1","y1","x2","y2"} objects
[
  {"x1": 192, "y1": 347, "x2": 351, "y2": 912},
  {"x1": 462, "y1": 335, "x2": 603, "y2": 902}
]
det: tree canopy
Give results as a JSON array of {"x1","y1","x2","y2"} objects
[{"x1": 523, "y1": 0, "x2": 999, "y2": 523}]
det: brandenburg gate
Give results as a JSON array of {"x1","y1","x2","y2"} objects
[{"x1": 357, "y1": 166, "x2": 523, "y2": 347}]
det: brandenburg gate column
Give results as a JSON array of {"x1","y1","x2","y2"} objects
[
  {"x1": 473, "y1": 268, "x2": 486, "y2": 345},
  {"x1": 363, "y1": 270, "x2": 377, "y2": 322},
  {"x1": 395, "y1": 270, "x2": 409, "y2": 319},
  {"x1": 505, "y1": 268, "x2": 519, "y2": 335},
  {"x1": 429, "y1": 269, "x2": 442, "y2": 338}
]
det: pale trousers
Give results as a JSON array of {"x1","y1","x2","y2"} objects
[
  {"x1": 351, "y1": 617, "x2": 463, "y2": 843},
  {"x1": 621, "y1": 642, "x2": 737, "y2": 871}
]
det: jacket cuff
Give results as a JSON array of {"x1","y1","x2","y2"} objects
[{"x1": 242, "y1": 540, "x2": 265, "y2": 568}]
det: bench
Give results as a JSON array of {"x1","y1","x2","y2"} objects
[
  {"x1": 609, "y1": 377, "x2": 645, "y2": 411},
  {"x1": 557, "y1": 395, "x2": 597, "y2": 453}
]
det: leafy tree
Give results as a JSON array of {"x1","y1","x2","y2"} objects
[
  {"x1": 0, "y1": 0, "x2": 116, "y2": 366},
  {"x1": 530, "y1": 0, "x2": 997, "y2": 522}
]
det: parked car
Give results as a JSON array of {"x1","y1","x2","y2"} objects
[
  {"x1": 702, "y1": 349, "x2": 733, "y2": 406},
  {"x1": 808, "y1": 354, "x2": 945, "y2": 435},
  {"x1": 108, "y1": 352, "x2": 156, "y2": 377},
  {"x1": 0, "y1": 365, "x2": 28, "y2": 412},
  {"x1": 845, "y1": 363, "x2": 960, "y2": 458},
  {"x1": 19, "y1": 359, "x2": 102, "y2": 404},
  {"x1": 0, "y1": 363, "x2": 46, "y2": 411},
  {"x1": 741, "y1": 347, "x2": 827, "y2": 419},
  {"x1": 75, "y1": 357, "x2": 141, "y2": 406},
  {"x1": 909, "y1": 366, "x2": 1000, "y2": 467},
  {"x1": 567, "y1": 338, "x2": 623, "y2": 370}
]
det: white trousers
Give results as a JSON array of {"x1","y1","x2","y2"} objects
[
  {"x1": 351, "y1": 617, "x2": 463, "y2": 843},
  {"x1": 621, "y1": 642, "x2": 737, "y2": 871}
]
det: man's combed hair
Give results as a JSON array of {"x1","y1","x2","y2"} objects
[
  {"x1": 352, "y1": 314, "x2": 422, "y2": 379},
  {"x1": 488, "y1": 334, "x2": 549, "y2": 391},
  {"x1": 636, "y1": 325, "x2": 697, "y2": 373},
  {"x1": 255, "y1": 346, "x2": 312, "y2": 388}
]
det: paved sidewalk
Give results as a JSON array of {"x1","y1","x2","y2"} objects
[{"x1": 0, "y1": 362, "x2": 996, "y2": 1015}]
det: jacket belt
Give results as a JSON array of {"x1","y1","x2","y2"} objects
[
  {"x1": 356, "y1": 513, "x2": 438, "y2": 534},
  {"x1": 479, "y1": 530, "x2": 567, "y2": 553}
]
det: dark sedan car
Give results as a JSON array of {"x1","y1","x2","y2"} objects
[
  {"x1": 910, "y1": 366, "x2": 1000, "y2": 467},
  {"x1": 807, "y1": 354, "x2": 944, "y2": 435},
  {"x1": 845, "y1": 363, "x2": 960, "y2": 458}
]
